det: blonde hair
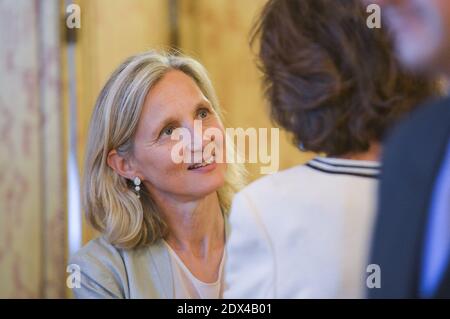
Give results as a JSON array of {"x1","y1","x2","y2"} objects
[{"x1": 83, "y1": 50, "x2": 247, "y2": 249}]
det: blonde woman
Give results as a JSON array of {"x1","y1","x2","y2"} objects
[{"x1": 69, "y1": 50, "x2": 246, "y2": 299}]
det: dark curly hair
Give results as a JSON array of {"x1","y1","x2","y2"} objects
[{"x1": 251, "y1": 0, "x2": 437, "y2": 156}]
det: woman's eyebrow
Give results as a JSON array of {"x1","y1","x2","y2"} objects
[
  {"x1": 192, "y1": 99, "x2": 212, "y2": 112},
  {"x1": 151, "y1": 100, "x2": 212, "y2": 136},
  {"x1": 153, "y1": 116, "x2": 177, "y2": 135}
]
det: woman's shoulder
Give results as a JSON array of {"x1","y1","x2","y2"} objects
[
  {"x1": 239, "y1": 157, "x2": 378, "y2": 201},
  {"x1": 68, "y1": 237, "x2": 130, "y2": 298},
  {"x1": 69, "y1": 236, "x2": 123, "y2": 267},
  {"x1": 229, "y1": 163, "x2": 316, "y2": 224},
  {"x1": 238, "y1": 163, "x2": 314, "y2": 198},
  {"x1": 69, "y1": 236, "x2": 162, "y2": 274},
  {"x1": 68, "y1": 237, "x2": 169, "y2": 298},
  {"x1": 68, "y1": 236, "x2": 129, "y2": 286}
]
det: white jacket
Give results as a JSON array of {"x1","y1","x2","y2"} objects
[{"x1": 224, "y1": 157, "x2": 380, "y2": 298}]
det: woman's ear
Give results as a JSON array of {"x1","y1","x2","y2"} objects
[{"x1": 107, "y1": 149, "x2": 138, "y2": 180}]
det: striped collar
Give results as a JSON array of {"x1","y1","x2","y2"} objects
[{"x1": 306, "y1": 156, "x2": 381, "y2": 179}]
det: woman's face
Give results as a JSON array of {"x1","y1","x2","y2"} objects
[{"x1": 130, "y1": 70, "x2": 227, "y2": 203}]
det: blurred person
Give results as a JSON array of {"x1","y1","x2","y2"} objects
[
  {"x1": 364, "y1": 0, "x2": 450, "y2": 298},
  {"x1": 69, "y1": 50, "x2": 246, "y2": 299},
  {"x1": 223, "y1": 0, "x2": 437, "y2": 298}
]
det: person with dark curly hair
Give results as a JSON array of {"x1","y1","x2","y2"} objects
[{"x1": 223, "y1": 0, "x2": 438, "y2": 298}]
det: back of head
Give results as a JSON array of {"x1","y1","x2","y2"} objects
[{"x1": 252, "y1": 0, "x2": 437, "y2": 156}]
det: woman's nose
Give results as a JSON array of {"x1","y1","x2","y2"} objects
[
  {"x1": 184, "y1": 122, "x2": 205, "y2": 153},
  {"x1": 185, "y1": 138, "x2": 203, "y2": 152},
  {"x1": 183, "y1": 120, "x2": 214, "y2": 152}
]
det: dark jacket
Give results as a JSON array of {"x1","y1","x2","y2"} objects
[{"x1": 369, "y1": 97, "x2": 450, "y2": 298}]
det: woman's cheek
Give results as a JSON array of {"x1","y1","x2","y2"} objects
[{"x1": 163, "y1": 141, "x2": 186, "y2": 171}]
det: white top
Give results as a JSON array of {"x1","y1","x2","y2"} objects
[
  {"x1": 163, "y1": 240, "x2": 225, "y2": 299},
  {"x1": 223, "y1": 156, "x2": 380, "y2": 298}
]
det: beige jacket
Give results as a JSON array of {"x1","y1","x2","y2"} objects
[{"x1": 69, "y1": 218, "x2": 229, "y2": 299}]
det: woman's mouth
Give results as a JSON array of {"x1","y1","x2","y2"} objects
[{"x1": 187, "y1": 155, "x2": 216, "y2": 170}]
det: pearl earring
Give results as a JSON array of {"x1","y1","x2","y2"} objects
[{"x1": 133, "y1": 177, "x2": 141, "y2": 198}]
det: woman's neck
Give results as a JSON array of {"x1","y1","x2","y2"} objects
[
  {"x1": 158, "y1": 192, "x2": 224, "y2": 258},
  {"x1": 334, "y1": 142, "x2": 382, "y2": 162}
]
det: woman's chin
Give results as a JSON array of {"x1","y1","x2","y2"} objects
[{"x1": 185, "y1": 171, "x2": 226, "y2": 198}]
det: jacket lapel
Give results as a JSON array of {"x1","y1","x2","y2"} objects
[{"x1": 147, "y1": 240, "x2": 174, "y2": 299}]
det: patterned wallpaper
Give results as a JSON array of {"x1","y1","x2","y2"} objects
[{"x1": 0, "y1": 0, "x2": 66, "y2": 298}]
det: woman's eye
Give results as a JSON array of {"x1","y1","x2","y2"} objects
[
  {"x1": 198, "y1": 108, "x2": 209, "y2": 119},
  {"x1": 162, "y1": 126, "x2": 174, "y2": 136}
]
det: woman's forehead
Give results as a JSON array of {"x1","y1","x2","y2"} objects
[
  {"x1": 137, "y1": 71, "x2": 211, "y2": 132},
  {"x1": 146, "y1": 70, "x2": 207, "y2": 106}
]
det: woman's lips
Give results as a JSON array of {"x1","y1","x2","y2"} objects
[
  {"x1": 187, "y1": 155, "x2": 217, "y2": 172},
  {"x1": 188, "y1": 161, "x2": 217, "y2": 173}
]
